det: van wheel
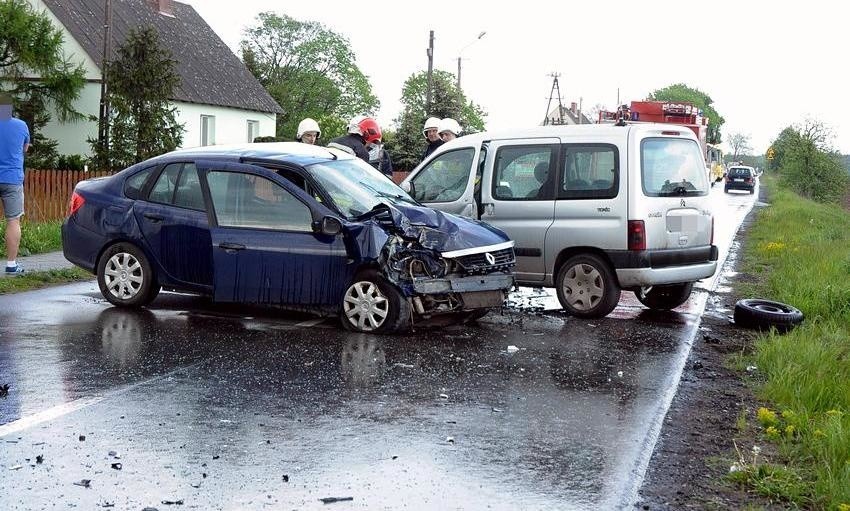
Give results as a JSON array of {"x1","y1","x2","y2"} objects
[
  {"x1": 555, "y1": 254, "x2": 620, "y2": 318},
  {"x1": 97, "y1": 242, "x2": 160, "y2": 307},
  {"x1": 341, "y1": 270, "x2": 410, "y2": 333},
  {"x1": 635, "y1": 282, "x2": 693, "y2": 310}
]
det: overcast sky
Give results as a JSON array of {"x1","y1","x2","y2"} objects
[{"x1": 182, "y1": 0, "x2": 848, "y2": 154}]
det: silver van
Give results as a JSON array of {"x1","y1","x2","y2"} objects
[{"x1": 401, "y1": 123, "x2": 718, "y2": 318}]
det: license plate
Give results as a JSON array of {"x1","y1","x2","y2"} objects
[
  {"x1": 734, "y1": 178, "x2": 744, "y2": 182},
  {"x1": 461, "y1": 290, "x2": 505, "y2": 309}
]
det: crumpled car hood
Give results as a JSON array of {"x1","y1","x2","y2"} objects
[{"x1": 362, "y1": 202, "x2": 510, "y2": 253}]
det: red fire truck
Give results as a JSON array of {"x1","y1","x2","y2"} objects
[{"x1": 598, "y1": 100, "x2": 722, "y2": 183}]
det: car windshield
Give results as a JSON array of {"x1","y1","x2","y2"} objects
[
  {"x1": 305, "y1": 158, "x2": 418, "y2": 218},
  {"x1": 641, "y1": 138, "x2": 709, "y2": 197}
]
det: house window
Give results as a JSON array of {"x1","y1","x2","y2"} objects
[
  {"x1": 247, "y1": 120, "x2": 259, "y2": 142},
  {"x1": 201, "y1": 115, "x2": 216, "y2": 146}
]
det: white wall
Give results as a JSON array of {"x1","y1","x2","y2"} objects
[{"x1": 175, "y1": 103, "x2": 276, "y2": 149}]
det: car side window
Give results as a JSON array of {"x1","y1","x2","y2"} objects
[
  {"x1": 409, "y1": 148, "x2": 475, "y2": 203},
  {"x1": 492, "y1": 145, "x2": 555, "y2": 200},
  {"x1": 173, "y1": 163, "x2": 206, "y2": 211},
  {"x1": 149, "y1": 163, "x2": 181, "y2": 204},
  {"x1": 206, "y1": 170, "x2": 313, "y2": 232},
  {"x1": 124, "y1": 167, "x2": 155, "y2": 200},
  {"x1": 559, "y1": 145, "x2": 619, "y2": 200}
]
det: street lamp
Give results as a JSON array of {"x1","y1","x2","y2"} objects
[{"x1": 456, "y1": 31, "x2": 486, "y2": 106}]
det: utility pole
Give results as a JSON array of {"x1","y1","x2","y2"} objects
[
  {"x1": 426, "y1": 30, "x2": 434, "y2": 114},
  {"x1": 542, "y1": 72, "x2": 564, "y2": 125},
  {"x1": 97, "y1": 0, "x2": 112, "y2": 169},
  {"x1": 456, "y1": 31, "x2": 486, "y2": 113}
]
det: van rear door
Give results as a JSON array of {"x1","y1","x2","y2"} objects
[
  {"x1": 633, "y1": 131, "x2": 712, "y2": 250},
  {"x1": 479, "y1": 138, "x2": 559, "y2": 282}
]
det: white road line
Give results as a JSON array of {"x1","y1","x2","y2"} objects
[{"x1": 0, "y1": 362, "x2": 202, "y2": 438}]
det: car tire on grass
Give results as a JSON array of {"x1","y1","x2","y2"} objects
[
  {"x1": 635, "y1": 282, "x2": 693, "y2": 310},
  {"x1": 96, "y1": 242, "x2": 160, "y2": 308},
  {"x1": 734, "y1": 298, "x2": 804, "y2": 333},
  {"x1": 555, "y1": 254, "x2": 620, "y2": 319},
  {"x1": 341, "y1": 270, "x2": 410, "y2": 334}
]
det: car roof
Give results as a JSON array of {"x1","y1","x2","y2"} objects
[
  {"x1": 729, "y1": 165, "x2": 754, "y2": 171},
  {"x1": 151, "y1": 142, "x2": 356, "y2": 167}
]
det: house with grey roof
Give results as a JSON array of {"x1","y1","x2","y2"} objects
[
  {"x1": 543, "y1": 101, "x2": 593, "y2": 126},
  {"x1": 29, "y1": 0, "x2": 282, "y2": 157}
]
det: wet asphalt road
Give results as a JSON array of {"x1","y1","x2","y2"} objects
[{"x1": 0, "y1": 185, "x2": 758, "y2": 510}]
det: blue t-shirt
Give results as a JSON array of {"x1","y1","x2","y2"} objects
[{"x1": 0, "y1": 118, "x2": 30, "y2": 185}]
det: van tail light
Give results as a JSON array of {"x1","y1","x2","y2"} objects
[
  {"x1": 628, "y1": 220, "x2": 646, "y2": 251},
  {"x1": 67, "y1": 191, "x2": 85, "y2": 217}
]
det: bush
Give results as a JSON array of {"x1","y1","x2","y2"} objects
[
  {"x1": 780, "y1": 140, "x2": 849, "y2": 203},
  {"x1": 253, "y1": 136, "x2": 287, "y2": 143},
  {"x1": 56, "y1": 154, "x2": 88, "y2": 171}
]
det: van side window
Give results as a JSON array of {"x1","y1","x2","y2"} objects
[
  {"x1": 492, "y1": 145, "x2": 556, "y2": 200},
  {"x1": 559, "y1": 145, "x2": 619, "y2": 200},
  {"x1": 409, "y1": 148, "x2": 475, "y2": 203}
]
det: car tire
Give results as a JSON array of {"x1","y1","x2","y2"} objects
[
  {"x1": 555, "y1": 254, "x2": 620, "y2": 318},
  {"x1": 724, "y1": 187, "x2": 729, "y2": 193},
  {"x1": 749, "y1": 188, "x2": 755, "y2": 194},
  {"x1": 341, "y1": 270, "x2": 410, "y2": 334},
  {"x1": 635, "y1": 282, "x2": 693, "y2": 310},
  {"x1": 734, "y1": 299, "x2": 804, "y2": 333},
  {"x1": 97, "y1": 242, "x2": 160, "y2": 308}
]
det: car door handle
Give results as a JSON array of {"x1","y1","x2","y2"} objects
[
  {"x1": 219, "y1": 242, "x2": 246, "y2": 252},
  {"x1": 143, "y1": 213, "x2": 164, "y2": 223}
]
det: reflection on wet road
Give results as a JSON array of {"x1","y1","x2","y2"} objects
[{"x1": 0, "y1": 184, "x2": 756, "y2": 510}]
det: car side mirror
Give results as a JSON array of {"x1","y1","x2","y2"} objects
[
  {"x1": 319, "y1": 216, "x2": 342, "y2": 236},
  {"x1": 400, "y1": 180, "x2": 411, "y2": 193}
]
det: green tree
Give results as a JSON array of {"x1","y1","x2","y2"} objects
[
  {"x1": 649, "y1": 83, "x2": 725, "y2": 145},
  {"x1": 390, "y1": 70, "x2": 487, "y2": 170},
  {"x1": 0, "y1": 0, "x2": 86, "y2": 168},
  {"x1": 240, "y1": 12, "x2": 378, "y2": 141},
  {"x1": 773, "y1": 119, "x2": 849, "y2": 203},
  {"x1": 91, "y1": 27, "x2": 183, "y2": 169},
  {"x1": 727, "y1": 132, "x2": 752, "y2": 161}
]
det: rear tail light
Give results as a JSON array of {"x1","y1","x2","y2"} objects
[
  {"x1": 745, "y1": 178, "x2": 752, "y2": 183},
  {"x1": 67, "y1": 191, "x2": 85, "y2": 216},
  {"x1": 628, "y1": 220, "x2": 646, "y2": 251}
]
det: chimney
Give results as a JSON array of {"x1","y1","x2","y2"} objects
[
  {"x1": 570, "y1": 102, "x2": 577, "y2": 114},
  {"x1": 149, "y1": 0, "x2": 174, "y2": 16}
]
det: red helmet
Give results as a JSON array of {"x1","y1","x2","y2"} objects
[{"x1": 356, "y1": 117, "x2": 382, "y2": 144}]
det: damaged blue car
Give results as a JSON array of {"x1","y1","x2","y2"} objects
[{"x1": 62, "y1": 143, "x2": 516, "y2": 333}]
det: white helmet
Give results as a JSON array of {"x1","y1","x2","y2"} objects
[
  {"x1": 422, "y1": 116, "x2": 441, "y2": 134},
  {"x1": 438, "y1": 118, "x2": 462, "y2": 136},
  {"x1": 296, "y1": 118, "x2": 320, "y2": 140}
]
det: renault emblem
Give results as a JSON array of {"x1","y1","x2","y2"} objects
[{"x1": 485, "y1": 252, "x2": 496, "y2": 265}]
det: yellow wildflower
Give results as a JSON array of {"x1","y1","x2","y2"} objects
[
  {"x1": 765, "y1": 426, "x2": 780, "y2": 441},
  {"x1": 757, "y1": 407, "x2": 778, "y2": 427}
]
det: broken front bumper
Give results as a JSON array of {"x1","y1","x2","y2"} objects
[{"x1": 411, "y1": 273, "x2": 515, "y2": 295}]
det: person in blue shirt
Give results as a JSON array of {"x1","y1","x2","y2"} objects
[{"x1": 0, "y1": 94, "x2": 31, "y2": 275}]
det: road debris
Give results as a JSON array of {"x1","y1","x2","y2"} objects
[
  {"x1": 78, "y1": 435, "x2": 86, "y2": 441},
  {"x1": 506, "y1": 345, "x2": 519, "y2": 353},
  {"x1": 111, "y1": 463, "x2": 122, "y2": 470},
  {"x1": 9, "y1": 465, "x2": 23, "y2": 471},
  {"x1": 446, "y1": 436, "x2": 455, "y2": 444},
  {"x1": 438, "y1": 393, "x2": 449, "y2": 399},
  {"x1": 36, "y1": 454, "x2": 43, "y2": 464},
  {"x1": 73, "y1": 479, "x2": 92, "y2": 488},
  {"x1": 319, "y1": 496, "x2": 354, "y2": 504},
  {"x1": 0, "y1": 383, "x2": 9, "y2": 398},
  {"x1": 161, "y1": 499, "x2": 184, "y2": 505},
  {"x1": 282, "y1": 474, "x2": 289, "y2": 482}
]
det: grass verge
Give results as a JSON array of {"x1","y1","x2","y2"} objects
[
  {"x1": 731, "y1": 174, "x2": 850, "y2": 509},
  {"x1": 0, "y1": 267, "x2": 92, "y2": 294},
  {"x1": 0, "y1": 219, "x2": 64, "y2": 257}
]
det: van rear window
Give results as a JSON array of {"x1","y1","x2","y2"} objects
[{"x1": 640, "y1": 138, "x2": 709, "y2": 197}]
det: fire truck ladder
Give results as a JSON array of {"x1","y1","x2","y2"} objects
[{"x1": 543, "y1": 72, "x2": 565, "y2": 126}]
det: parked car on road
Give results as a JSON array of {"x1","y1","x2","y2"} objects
[
  {"x1": 401, "y1": 123, "x2": 718, "y2": 318},
  {"x1": 62, "y1": 143, "x2": 515, "y2": 333},
  {"x1": 724, "y1": 165, "x2": 756, "y2": 194}
]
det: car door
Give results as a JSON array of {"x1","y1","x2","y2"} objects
[
  {"x1": 200, "y1": 161, "x2": 350, "y2": 307},
  {"x1": 133, "y1": 162, "x2": 214, "y2": 290},
  {"x1": 479, "y1": 139, "x2": 559, "y2": 282},
  {"x1": 406, "y1": 145, "x2": 480, "y2": 217}
]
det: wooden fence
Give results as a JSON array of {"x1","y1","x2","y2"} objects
[{"x1": 21, "y1": 169, "x2": 113, "y2": 222}]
